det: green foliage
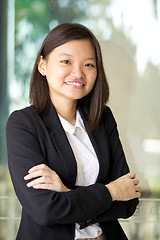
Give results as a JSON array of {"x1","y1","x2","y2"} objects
[{"x1": 14, "y1": 0, "x2": 88, "y2": 105}]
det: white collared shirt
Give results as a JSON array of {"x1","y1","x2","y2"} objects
[{"x1": 58, "y1": 110, "x2": 103, "y2": 239}]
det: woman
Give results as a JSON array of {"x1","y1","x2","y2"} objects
[{"x1": 6, "y1": 23, "x2": 141, "y2": 240}]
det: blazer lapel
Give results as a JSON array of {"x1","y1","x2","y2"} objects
[
  {"x1": 79, "y1": 109, "x2": 110, "y2": 184},
  {"x1": 88, "y1": 124, "x2": 110, "y2": 184},
  {"x1": 42, "y1": 105, "x2": 77, "y2": 188}
]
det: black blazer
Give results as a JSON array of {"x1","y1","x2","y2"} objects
[{"x1": 6, "y1": 105, "x2": 138, "y2": 240}]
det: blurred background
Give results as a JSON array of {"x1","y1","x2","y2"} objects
[{"x1": 0, "y1": 0, "x2": 160, "y2": 239}]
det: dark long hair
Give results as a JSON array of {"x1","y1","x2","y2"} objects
[{"x1": 29, "y1": 22, "x2": 109, "y2": 131}]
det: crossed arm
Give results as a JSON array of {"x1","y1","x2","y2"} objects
[{"x1": 24, "y1": 163, "x2": 141, "y2": 201}]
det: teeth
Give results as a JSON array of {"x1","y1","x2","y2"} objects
[{"x1": 65, "y1": 82, "x2": 84, "y2": 86}]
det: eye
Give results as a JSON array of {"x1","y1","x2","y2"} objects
[
  {"x1": 85, "y1": 63, "x2": 95, "y2": 68},
  {"x1": 61, "y1": 60, "x2": 71, "y2": 64}
]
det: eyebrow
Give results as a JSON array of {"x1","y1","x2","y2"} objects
[{"x1": 59, "y1": 53, "x2": 96, "y2": 61}]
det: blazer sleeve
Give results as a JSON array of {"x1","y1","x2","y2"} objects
[
  {"x1": 82, "y1": 107, "x2": 139, "y2": 227},
  {"x1": 6, "y1": 109, "x2": 113, "y2": 227}
]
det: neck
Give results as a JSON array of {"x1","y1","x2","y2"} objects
[{"x1": 51, "y1": 97, "x2": 77, "y2": 125}]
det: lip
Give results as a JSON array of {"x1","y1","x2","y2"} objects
[{"x1": 64, "y1": 80, "x2": 85, "y2": 88}]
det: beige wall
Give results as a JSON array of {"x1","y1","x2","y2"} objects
[{"x1": 101, "y1": 40, "x2": 150, "y2": 193}]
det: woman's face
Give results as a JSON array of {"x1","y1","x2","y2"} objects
[{"x1": 38, "y1": 39, "x2": 97, "y2": 105}]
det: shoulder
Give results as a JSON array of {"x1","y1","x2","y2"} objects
[
  {"x1": 102, "y1": 106, "x2": 116, "y2": 124},
  {"x1": 8, "y1": 105, "x2": 37, "y2": 117},
  {"x1": 101, "y1": 106, "x2": 117, "y2": 135},
  {"x1": 6, "y1": 105, "x2": 40, "y2": 132}
]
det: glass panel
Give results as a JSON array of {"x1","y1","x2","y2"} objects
[
  {"x1": 0, "y1": 197, "x2": 20, "y2": 240},
  {"x1": 1, "y1": 0, "x2": 159, "y2": 239},
  {"x1": 120, "y1": 198, "x2": 160, "y2": 239}
]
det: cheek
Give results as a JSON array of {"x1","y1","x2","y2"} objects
[
  {"x1": 46, "y1": 68, "x2": 67, "y2": 82},
  {"x1": 56, "y1": 67, "x2": 70, "y2": 78},
  {"x1": 87, "y1": 76, "x2": 97, "y2": 93},
  {"x1": 90, "y1": 72, "x2": 97, "y2": 85}
]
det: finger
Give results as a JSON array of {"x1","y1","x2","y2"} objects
[
  {"x1": 27, "y1": 176, "x2": 52, "y2": 187},
  {"x1": 24, "y1": 169, "x2": 49, "y2": 180},
  {"x1": 28, "y1": 164, "x2": 49, "y2": 173},
  {"x1": 24, "y1": 169, "x2": 57, "y2": 182},
  {"x1": 27, "y1": 176, "x2": 44, "y2": 187},
  {"x1": 135, "y1": 185, "x2": 141, "y2": 192},
  {"x1": 133, "y1": 179, "x2": 139, "y2": 185},
  {"x1": 127, "y1": 172, "x2": 136, "y2": 179},
  {"x1": 135, "y1": 191, "x2": 141, "y2": 198},
  {"x1": 32, "y1": 183, "x2": 54, "y2": 191}
]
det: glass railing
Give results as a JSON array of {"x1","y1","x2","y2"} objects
[
  {"x1": 0, "y1": 196, "x2": 21, "y2": 240},
  {"x1": 0, "y1": 196, "x2": 160, "y2": 240},
  {"x1": 120, "y1": 198, "x2": 160, "y2": 239}
]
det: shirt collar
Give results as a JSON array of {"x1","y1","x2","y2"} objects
[{"x1": 58, "y1": 110, "x2": 86, "y2": 135}]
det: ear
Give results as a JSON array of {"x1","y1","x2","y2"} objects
[{"x1": 37, "y1": 55, "x2": 46, "y2": 76}]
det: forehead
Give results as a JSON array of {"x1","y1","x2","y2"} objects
[{"x1": 52, "y1": 39, "x2": 96, "y2": 57}]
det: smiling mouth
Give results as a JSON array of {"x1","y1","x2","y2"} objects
[{"x1": 65, "y1": 81, "x2": 85, "y2": 87}]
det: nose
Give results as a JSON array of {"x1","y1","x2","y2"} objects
[{"x1": 70, "y1": 65, "x2": 85, "y2": 79}]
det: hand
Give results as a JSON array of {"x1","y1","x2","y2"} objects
[
  {"x1": 24, "y1": 164, "x2": 71, "y2": 192},
  {"x1": 106, "y1": 172, "x2": 141, "y2": 201}
]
